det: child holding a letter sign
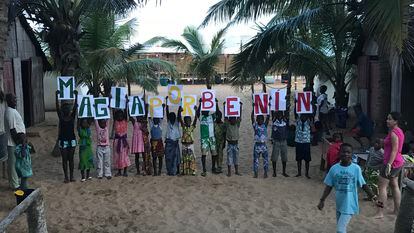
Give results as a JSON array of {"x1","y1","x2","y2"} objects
[
  {"x1": 130, "y1": 101, "x2": 151, "y2": 176},
  {"x1": 223, "y1": 100, "x2": 243, "y2": 177},
  {"x1": 150, "y1": 114, "x2": 165, "y2": 176},
  {"x1": 165, "y1": 98, "x2": 181, "y2": 176},
  {"x1": 56, "y1": 90, "x2": 78, "y2": 183},
  {"x1": 295, "y1": 114, "x2": 312, "y2": 178},
  {"x1": 178, "y1": 105, "x2": 198, "y2": 176},
  {"x1": 113, "y1": 107, "x2": 131, "y2": 177},
  {"x1": 77, "y1": 118, "x2": 94, "y2": 182},
  {"x1": 251, "y1": 108, "x2": 270, "y2": 178},
  {"x1": 271, "y1": 111, "x2": 289, "y2": 177}
]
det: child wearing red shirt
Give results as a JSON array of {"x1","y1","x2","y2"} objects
[{"x1": 325, "y1": 133, "x2": 343, "y2": 172}]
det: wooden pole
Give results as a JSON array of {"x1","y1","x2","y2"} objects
[{"x1": 0, "y1": 189, "x2": 48, "y2": 233}]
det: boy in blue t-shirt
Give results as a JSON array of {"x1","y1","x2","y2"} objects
[{"x1": 318, "y1": 143, "x2": 379, "y2": 233}]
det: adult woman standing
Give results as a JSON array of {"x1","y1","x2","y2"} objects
[{"x1": 375, "y1": 112, "x2": 405, "y2": 218}]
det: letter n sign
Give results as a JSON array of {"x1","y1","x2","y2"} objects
[{"x1": 296, "y1": 92, "x2": 313, "y2": 114}]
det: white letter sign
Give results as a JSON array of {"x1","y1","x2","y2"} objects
[
  {"x1": 110, "y1": 87, "x2": 127, "y2": 109},
  {"x1": 296, "y1": 91, "x2": 313, "y2": 114},
  {"x1": 94, "y1": 97, "x2": 110, "y2": 120},
  {"x1": 129, "y1": 95, "x2": 146, "y2": 117},
  {"x1": 167, "y1": 85, "x2": 183, "y2": 106},
  {"x1": 182, "y1": 95, "x2": 197, "y2": 117},
  {"x1": 148, "y1": 96, "x2": 164, "y2": 118},
  {"x1": 201, "y1": 89, "x2": 216, "y2": 112},
  {"x1": 78, "y1": 95, "x2": 95, "y2": 118},
  {"x1": 57, "y1": 76, "x2": 75, "y2": 100},
  {"x1": 225, "y1": 97, "x2": 240, "y2": 117},
  {"x1": 253, "y1": 93, "x2": 269, "y2": 116},
  {"x1": 270, "y1": 88, "x2": 287, "y2": 111}
]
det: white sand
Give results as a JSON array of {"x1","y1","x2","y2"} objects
[{"x1": 0, "y1": 85, "x2": 396, "y2": 232}]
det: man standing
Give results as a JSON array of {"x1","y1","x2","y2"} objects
[
  {"x1": 0, "y1": 88, "x2": 7, "y2": 163},
  {"x1": 5, "y1": 93, "x2": 26, "y2": 189}
]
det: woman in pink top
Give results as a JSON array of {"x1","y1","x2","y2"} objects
[{"x1": 375, "y1": 112, "x2": 405, "y2": 218}]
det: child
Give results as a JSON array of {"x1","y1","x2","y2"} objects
[
  {"x1": 251, "y1": 109, "x2": 270, "y2": 178},
  {"x1": 366, "y1": 138, "x2": 384, "y2": 171},
  {"x1": 55, "y1": 90, "x2": 78, "y2": 183},
  {"x1": 178, "y1": 106, "x2": 198, "y2": 175},
  {"x1": 78, "y1": 118, "x2": 94, "y2": 182},
  {"x1": 95, "y1": 119, "x2": 112, "y2": 179},
  {"x1": 196, "y1": 99, "x2": 218, "y2": 177},
  {"x1": 113, "y1": 108, "x2": 130, "y2": 177},
  {"x1": 214, "y1": 110, "x2": 226, "y2": 174},
  {"x1": 271, "y1": 111, "x2": 289, "y2": 177},
  {"x1": 224, "y1": 101, "x2": 243, "y2": 177},
  {"x1": 150, "y1": 115, "x2": 164, "y2": 176},
  {"x1": 131, "y1": 101, "x2": 151, "y2": 176},
  {"x1": 295, "y1": 114, "x2": 312, "y2": 178},
  {"x1": 165, "y1": 101, "x2": 181, "y2": 176},
  {"x1": 14, "y1": 133, "x2": 32, "y2": 189},
  {"x1": 325, "y1": 133, "x2": 343, "y2": 172},
  {"x1": 318, "y1": 143, "x2": 378, "y2": 233}
]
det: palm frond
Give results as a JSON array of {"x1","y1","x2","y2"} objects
[
  {"x1": 182, "y1": 26, "x2": 206, "y2": 56},
  {"x1": 210, "y1": 28, "x2": 226, "y2": 51},
  {"x1": 161, "y1": 39, "x2": 190, "y2": 53}
]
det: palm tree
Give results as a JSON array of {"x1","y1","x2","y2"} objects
[
  {"x1": 13, "y1": 0, "x2": 145, "y2": 76},
  {"x1": 201, "y1": 0, "x2": 414, "y2": 110},
  {"x1": 156, "y1": 26, "x2": 226, "y2": 89},
  {"x1": 77, "y1": 11, "x2": 177, "y2": 96}
]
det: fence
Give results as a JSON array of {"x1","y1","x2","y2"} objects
[{"x1": 0, "y1": 189, "x2": 48, "y2": 233}]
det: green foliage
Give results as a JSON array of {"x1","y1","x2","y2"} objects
[
  {"x1": 155, "y1": 26, "x2": 226, "y2": 89},
  {"x1": 77, "y1": 11, "x2": 177, "y2": 96}
]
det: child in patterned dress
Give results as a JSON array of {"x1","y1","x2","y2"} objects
[
  {"x1": 113, "y1": 109, "x2": 130, "y2": 177},
  {"x1": 251, "y1": 109, "x2": 270, "y2": 178},
  {"x1": 178, "y1": 106, "x2": 198, "y2": 175}
]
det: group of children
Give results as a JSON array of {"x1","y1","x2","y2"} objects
[{"x1": 54, "y1": 89, "x2": 323, "y2": 181}]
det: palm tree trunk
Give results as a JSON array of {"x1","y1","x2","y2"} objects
[
  {"x1": 389, "y1": 48, "x2": 402, "y2": 112},
  {"x1": 206, "y1": 76, "x2": 212, "y2": 89},
  {"x1": 261, "y1": 76, "x2": 267, "y2": 93},
  {"x1": 0, "y1": 0, "x2": 9, "y2": 91}
]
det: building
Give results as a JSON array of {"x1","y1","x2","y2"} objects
[
  {"x1": 2, "y1": 15, "x2": 51, "y2": 127},
  {"x1": 136, "y1": 52, "x2": 236, "y2": 82}
]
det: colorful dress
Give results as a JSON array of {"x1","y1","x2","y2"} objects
[
  {"x1": 141, "y1": 121, "x2": 153, "y2": 175},
  {"x1": 253, "y1": 122, "x2": 269, "y2": 173},
  {"x1": 150, "y1": 121, "x2": 164, "y2": 158},
  {"x1": 78, "y1": 128, "x2": 94, "y2": 170},
  {"x1": 131, "y1": 121, "x2": 145, "y2": 153},
  {"x1": 15, "y1": 144, "x2": 32, "y2": 178},
  {"x1": 181, "y1": 125, "x2": 196, "y2": 175},
  {"x1": 113, "y1": 120, "x2": 131, "y2": 169}
]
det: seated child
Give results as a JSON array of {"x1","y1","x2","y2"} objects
[
  {"x1": 325, "y1": 133, "x2": 343, "y2": 172},
  {"x1": 366, "y1": 138, "x2": 384, "y2": 170},
  {"x1": 14, "y1": 133, "x2": 32, "y2": 189}
]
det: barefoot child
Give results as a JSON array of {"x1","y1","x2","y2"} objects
[
  {"x1": 318, "y1": 143, "x2": 378, "y2": 233},
  {"x1": 295, "y1": 114, "x2": 312, "y2": 178},
  {"x1": 271, "y1": 111, "x2": 289, "y2": 177},
  {"x1": 224, "y1": 101, "x2": 243, "y2": 177},
  {"x1": 95, "y1": 119, "x2": 111, "y2": 179},
  {"x1": 130, "y1": 115, "x2": 146, "y2": 175},
  {"x1": 113, "y1": 108, "x2": 130, "y2": 177},
  {"x1": 196, "y1": 99, "x2": 218, "y2": 177},
  {"x1": 78, "y1": 118, "x2": 94, "y2": 182},
  {"x1": 150, "y1": 115, "x2": 164, "y2": 176},
  {"x1": 15, "y1": 133, "x2": 32, "y2": 189},
  {"x1": 56, "y1": 90, "x2": 78, "y2": 183},
  {"x1": 178, "y1": 106, "x2": 198, "y2": 175},
  {"x1": 251, "y1": 109, "x2": 270, "y2": 178},
  {"x1": 214, "y1": 110, "x2": 226, "y2": 174},
  {"x1": 165, "y1": 101, "x2": 181, "y2": 176},
  {"x1": 141, "y1": 118, "x2": 152, "y2": 176}
]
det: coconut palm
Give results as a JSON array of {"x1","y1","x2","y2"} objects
[
  {"x1": 156, "y1": 26, "x2": 226, "y2": 89},
  {"x1": 12, "y1": 0, "x2": 146, "y2": 76},
  {"x1": 201, "y1": 0, "x2": 414, "y2": 110},
  {"x1": 77, "y1": 11, "x2": 177, "y2": 96}
]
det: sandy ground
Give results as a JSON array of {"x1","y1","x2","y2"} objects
[{"x1": 0, "y1": 84, "x2": 396, "y2": 233}]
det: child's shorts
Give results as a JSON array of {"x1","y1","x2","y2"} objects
[
  {"x1": 59, "y1": 140, "x2": 77, "y2": 149},
  {"x1": 295, "y1": 143, "x2": 311, "y2": 162},
  {"x1": 271, "y1": 140, "x2": 288, "y2": 162},
  {"x1": 227, "y1": 143, "x2": 239, "y2": 166},
  {"x1": 201, "y1": 137, "x2": 217, "y2": 155}
]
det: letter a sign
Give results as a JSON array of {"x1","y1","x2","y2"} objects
[
  {"x1": 57, "y1": 76, "x2": 75, "y2": 100},
  {"x1": 296, "y1": 91, "x2": 313, "y2": 114}
]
